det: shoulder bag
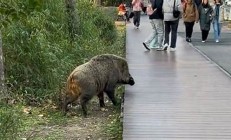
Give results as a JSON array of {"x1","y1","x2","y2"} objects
[{"x1": 173, "y1": 0, "x2": 180, "y2": 18}]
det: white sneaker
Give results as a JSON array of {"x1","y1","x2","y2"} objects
[
  {"x1": 170, "y1": 47, "x2": 176, "y2": 52},
  {"x1": 163, "y1": 43, "x2": 169, "y2": 51},
  {"x1": 202, "y1": 40, "x2": 205, "y2": 43},
  {"x1": 134, "y1": 26, "x2": 139, "y2": 29},
  {"x1": 216, "y1": 40, "x2": 219, "y2": 43}
]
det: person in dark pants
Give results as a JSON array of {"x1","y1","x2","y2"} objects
[
  {"x1": 162, "y1": 0, "x2": 182, "y2": 51},
  {"x1": 182, "y1": 0, "x2": 199, "y2": 42},
  {"x1": 198, "y1": 0, "x2": 213, "y2": 42},
  {"x1": 132, "y1": 0, "x2": 143, "y2": 29}
]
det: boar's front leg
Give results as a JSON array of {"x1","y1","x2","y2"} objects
[
  {"x1": 105, "y1": 88, "x2": 117, "y2": 106},
  {"x1": 97, "y1": 92, "x2": 105, "y2": 107},
  {"x1": 80, "y1": 94, "x2": 91, "y2": 117},
  {"x1": 62, "y1": 95, "x2": 74, "y2": 115}
]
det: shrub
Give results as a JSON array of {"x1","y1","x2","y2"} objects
[{"x1": 1, "y1": 0, "x2": 121, "y2": 102}]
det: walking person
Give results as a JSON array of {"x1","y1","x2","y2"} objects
[
  {"x1": 183, "y1": 0, "x2": 199, "y2": 42},
  {"x1": 132, "y1": 0, "x2": 143, "y2": 29},
  {"x1": 198, "y1": 0, "x2": 213, "y2": 43},
  {"x1": 162, "y1": 0, "x2": 183, "y2": 51},
  {"x1": 212, "y1": 0, "x2": 224, "y2": 43},
  {"x1": 118, "y1": 1, "x2": 130, "y2": 22},
  {"x1": 142, "y1": 0, "x2": 164, "y2": 51}
]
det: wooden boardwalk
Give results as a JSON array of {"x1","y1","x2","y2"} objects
[{"x1": 123, "y1": 17, "x2": 231, "y2": 139}]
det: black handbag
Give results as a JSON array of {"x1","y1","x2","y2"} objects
[{"x1": 173, "y1": 0, "x2": 180, "y2": 18}]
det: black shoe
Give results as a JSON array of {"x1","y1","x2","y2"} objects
[
  {"x1": 188, "y1": 38, "x2": 191, "y2": 42},
  {"x1": 186, "y1": 37, "x2": 189, "y2": 42},
  {"x1": 142, "y1": 42, "x2": 150, "y2": 51}
]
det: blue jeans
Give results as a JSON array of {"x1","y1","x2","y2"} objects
[
  {"x1": 213, "y1": 19, "x2": 222, "y2": 41},
  {"x1": 144, "y1": 19, "x2": 164, "y2": 48}
]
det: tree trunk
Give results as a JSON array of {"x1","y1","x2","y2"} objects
[
  {"x1": 0, "y1": 31, "x2": 6, "y2": 100},
  {"x1": 65, "y1": 0, "x2": 78, "y2": 40}
]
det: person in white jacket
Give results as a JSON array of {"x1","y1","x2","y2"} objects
[{"x1": 162, "y1": 0, "x2": 182, "y2": 51}]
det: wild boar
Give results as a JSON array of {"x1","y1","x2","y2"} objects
[{"x1": 61, "y1": 54, "x2": 135, "y2": 117}]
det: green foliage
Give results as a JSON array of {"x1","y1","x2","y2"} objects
[
  {"x1": 0, "y1": 0, "x2": 126, "y2": 139},
  {"x1": 77, "y1": 0, "x2": 117, "y2": 45},
  {"x1": 1, "y1": 0, "x2": 123, "y2": 102},
  {"x1": 0, "y1": 103, "x2": 22, "y2": 140}
]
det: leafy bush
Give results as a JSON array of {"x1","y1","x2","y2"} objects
[{"x1": 1, "y1": 0, "x2": 122, "y2": 102}]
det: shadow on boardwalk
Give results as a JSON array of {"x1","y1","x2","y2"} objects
[{"x1": 123, "y1": 15, "x2": 231, "y2": 139}]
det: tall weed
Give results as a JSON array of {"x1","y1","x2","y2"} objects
[{"x1": 1, "y1": 0, "x2": 122, "y2": 102}]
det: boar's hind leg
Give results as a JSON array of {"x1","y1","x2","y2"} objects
[
  {"x1": 97, "y1": 92, "x2": 105, "y2": 107},
  {"x1": 105, "y1": 89, "x2": 117, "y2": 106}
]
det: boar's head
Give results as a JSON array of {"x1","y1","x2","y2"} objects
[{"x1": 118, "y1": 60, "x2": 135, "y2": 86}]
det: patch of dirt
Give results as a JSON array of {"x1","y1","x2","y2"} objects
[{"x1": 23, "y1": 97, "x2": 122, "y2": 140}]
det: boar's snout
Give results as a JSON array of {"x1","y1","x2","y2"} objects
[{"x1": 128, "y1": 76, "x2": 135, "y2": 85}]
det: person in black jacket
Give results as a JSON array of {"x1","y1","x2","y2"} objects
[{"x1": 142, "y1": 0, "x2": 164, "y2": 51}]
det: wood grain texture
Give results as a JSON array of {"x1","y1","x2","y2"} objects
[{"x1": 123, "y1": 17, "x2": 231, "y2": 140}]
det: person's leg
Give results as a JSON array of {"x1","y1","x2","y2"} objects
[
  {"x1": 170, "y1": 19, "x2": 179, "y2": 49},
  {"x1": 136, "y1": 11, "x2": 141, "y2": 27},
  {"x1": 184, "y1": 22, "x2": 190, "y2": 40},
  {"x1": 150, "y1": 37, "x2": 158, "y2": 48},
  {"x1": 218, "y1": 22, "x2": 222, "y2": 40},
  {"x1": 144, "y1": 19, "x2": 157, "y2": 47},
  {"x1": 213, "y1": 19, "x2": 219, "y2": 41},
  {"x1": 205, "y1": 30, "x2": 209, "y2": 41},
  {"x1": 133, "y1": 11, "x2": 138, "y2": 26},
  {"x1": 164, "y1": 21, "x2": 170, "y2": 45},
  {"x1": 161, "y1": 21, "x2": 171, "y2": 50},
  {"x1": 201, "y1": 30, "x2": 206, "y2": 41},
  {"x1": 155, "y1": 19, "x2": 164, "y2": 48},
  {"x1": 188, "y1": 22, "x2": 195, "y2": 39}
]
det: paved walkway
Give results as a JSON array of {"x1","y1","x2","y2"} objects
[{"x1": 123, "y1": 16, "x2": 231, "y2": 139}]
